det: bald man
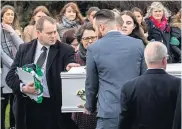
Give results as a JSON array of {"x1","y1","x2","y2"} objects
[{"x1": 119, "y1": 41, "x2": 181, "y2": 129}]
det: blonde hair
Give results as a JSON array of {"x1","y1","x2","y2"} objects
[{"x1": 145, "y1": 2, "x2": 171, "y2": 19}]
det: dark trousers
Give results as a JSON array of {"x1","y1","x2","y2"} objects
[
  {"x1": 1, "y1": 93, "x2": 15, "y2": 129},
  {"x1": 26, "y1": 97, "x2": 59, "y2": 129},
  {"x1": 25, "y1": 97, "x2": 79, "y2": 129}
]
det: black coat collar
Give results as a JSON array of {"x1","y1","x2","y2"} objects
[{"x1": 143, "y1": 69, "x2": 167, "y2": 75}]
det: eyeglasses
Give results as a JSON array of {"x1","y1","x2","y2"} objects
[{"x1": 82, "y1": 36, "x2": 97, "y2": 42}]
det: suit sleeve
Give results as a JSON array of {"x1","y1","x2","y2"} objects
[
  {"x1": 5, "y1": 44, "x2": 23, "y2": 94},
  {"x1": 139, "y1": 41, "x2": 147, "y2": 75},
  {"x1": 11, "y1": 32, "x2": 24, "y2": 47},
  {"x1": 63, "y1": 46, "x2": 76, "y2": 69},
  {"x1": 119, "y1": 83, "x2": 132, "y2": 129},
  {"x1": 85, "y1": 47, "x2": 99, "y2": 113}
]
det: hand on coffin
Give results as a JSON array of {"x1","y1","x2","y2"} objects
[
  {"x1": 77, "y1": 104, "x2": 90, "y2": 115},
  {"x1": 66, "y1": 63, "x2": 80, "y2": 71}
]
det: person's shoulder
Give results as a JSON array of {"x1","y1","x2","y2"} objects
[
  {"x1": 56, "y1": 41, "x2": 74, "y2": 51},
  {"x1": 18, "y1": 41, "x2": 32, "y2": 52},
  {"x1": 21, "y1": 39, "x2": 36, "y2": 47},
  {"x1": 24, "y1": 25, "x2": 34, "y2": 31},
  {"x1": 122, "y1": 75, "x2": 144, "y2": 92},
  {"x1": 87, "y1": 39, "x2": 101, "y2": 51},
  {"x1": 125, "y1": 35, "x2": 144, "y2": 47},
  {"x1": 166, "y1": 73, "x2": 181, "y2": 82},
  {"x1": 124, "y1": 74, "x2": 144, "y2": 86}
]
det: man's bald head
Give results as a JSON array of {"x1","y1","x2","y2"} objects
[{"x1": 144, "y1": 41, "x2": 168, "y2": 66}]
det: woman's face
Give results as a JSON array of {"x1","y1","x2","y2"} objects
[
  {"x1": 71, "y1": 39, "x2": 79, "y2": 52},
  {"x1": 88, "y1": 11, "x2": 97, "y2": 23},
  {"x1": 81, "y1": 30, "x2": 97, "y2": 49},
  {"x1": 2, "y1": 9, "x2": 14, "y2": 24},
  {"x1": 34, "y1": 11, "x2": 47, "y2": 23},
  {"x1": 121, "y1": 15, "x2": 135, "y2": 35},
  {"x1": 152, "y1": 8, "x2": 164, "y2": 20},
  {"x1": 133, "y1": 11, "x2": 143, "y2": 25},
  {"x1": 64, "y1": 6, "x2": 76, "y2": 21}
]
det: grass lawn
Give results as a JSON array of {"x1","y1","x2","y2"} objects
[{"x1": 5, "y1": 103, "x2": 10, "y2": 129}]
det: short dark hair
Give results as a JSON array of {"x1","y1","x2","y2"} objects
[
  {"x1": 76, "y1": 22, "x2": 95, "y2": 43},
  {"x1": 62, "y1": 28, "x2": 76, "y2": 45},
  {"x1": 93, "y1": 9, "x2": 115, "y2": 22},
  {"x1": 36, "y1": 16, "x2": 56, "y2": 32}
]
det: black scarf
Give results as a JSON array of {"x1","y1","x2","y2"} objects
[{"x1": 78, "y1": 43, "x2": 87, "y2": 62}]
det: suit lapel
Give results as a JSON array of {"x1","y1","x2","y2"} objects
[
  {"x1": 46, "y1": 43, "x2": 59, "y2": 73},
  {"x1": 24, "y1": 39, "x2": 37, "y2": 64}
]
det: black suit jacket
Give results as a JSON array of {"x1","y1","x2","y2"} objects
[
  {"x1": 6, "y1": 39, "x2": 76, "y2": 129},
  {"x1": 119, "y1": 69, "x2": 181, "y2": 129},
  {"x1": 172, "y1": 85, "x2": 181, "y2": 129}
]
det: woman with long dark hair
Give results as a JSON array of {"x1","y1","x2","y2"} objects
[
  {"x1": 23, "y1": 6, "x2": 50, "y2": 42},
  {"x1": 1, "y1": 5, "x2": 23, "y2": 129},
  {"x1": 120, "y1": 10, "x2": 148, "y2": 46},
  {"x1": 57, "y1": 2, "x2": 84, "y2": 40},
  {"x1": 73, "y1": 22, "x2": 98, "y2": 129}
]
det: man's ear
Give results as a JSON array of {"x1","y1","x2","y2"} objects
[
  {"x1": 100, "y1": 24, "x2": 105, "y2": 32},
  {"x1": 162, "y1": 56, "x2": 167, "y2": 65},
  {"x1": 36, "y1": 30, "x2": 41, "y2": 36}
]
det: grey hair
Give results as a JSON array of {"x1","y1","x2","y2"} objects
[
  {"x1": 144, "y1": 2, "x2": 171, "y2": 19},
  {"x1": 144, "y1": 41, "x2": 168, "y2": 64}
]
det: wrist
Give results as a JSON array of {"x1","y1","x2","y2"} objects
[
  {"x1": 22, "y1": 85, "x2": 27, "y2": 93},
  {"x1": 20, "y1": 83, "x2": 26, "y2": 93}
]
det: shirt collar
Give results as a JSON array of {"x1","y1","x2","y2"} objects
[{"x1": 37, "y1": 40, "x2": 50, "y2": 50}]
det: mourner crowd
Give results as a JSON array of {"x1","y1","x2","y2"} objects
[{"x1": 1, "y1": 1, "x2": 181, "y2": 129}]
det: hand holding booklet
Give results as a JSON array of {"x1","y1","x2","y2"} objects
[{"x1": 16, "y1": 64, "x2": 43, "y2": 103}]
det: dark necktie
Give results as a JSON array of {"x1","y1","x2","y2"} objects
[{"x1": 36, "y1": 46, "x2": 47, "y2": 68}]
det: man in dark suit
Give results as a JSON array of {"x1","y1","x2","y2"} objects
[
  {"x1": 119, "y1": 41, "x2": 181, "y2": 129},
  {"x1": 6, "y1": 16, "x2": 79, "y2": 129},
  {"x1": 172, "y1": 86, "x2": 181, "y2": 129},
  {"x1": 84, "y1": 9, "x2": 146, "y2": 129}
]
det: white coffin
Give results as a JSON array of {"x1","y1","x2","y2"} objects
[
  {"x1": 61, "y1": 63, "x2": 181, "y2": 112},
  {"x1": 61, "y1": 72, "x2": 86, "y2": 113},
  {"x1": 166, "y1": 63, "x2": 182, "y2": 78}
]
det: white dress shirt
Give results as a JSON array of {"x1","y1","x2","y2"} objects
[
  {"x1": 20, "y1": 40, "x2": 50, "y2": 97},
  {"x1": 34, "y1": 41, "x2": 50, "y2": 97}
]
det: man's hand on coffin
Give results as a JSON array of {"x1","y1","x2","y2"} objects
[
  {"x1": 66, "y1": 63, "x2": 80, "y2": 71},
  {"x1": 77, "y1": 104, "x2": 90, "y2": 115}
]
